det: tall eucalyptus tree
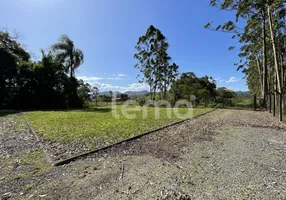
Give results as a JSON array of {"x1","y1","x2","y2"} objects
[
  {"x1": 206, "y1": 0, "x2": 285, "y2": 110},
  {"x1": 134, "y1": 25, "x2": 179, "y2": 100}
]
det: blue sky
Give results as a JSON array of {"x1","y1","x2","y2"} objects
[{"x1": 1, "y1": 0, "x2": 248, "y2": 92}]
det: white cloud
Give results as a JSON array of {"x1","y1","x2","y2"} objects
[
  {"x1": 92, "y1": 82, "x2": 149, "y2": 92},
  {"x1": 79, "y1": 74, "x2": 127, "y2": 81},
  {"x1": 77, "y1": 76, "x2": 102, "y2": 81},
  {"x1": 78, "y1": 75, "x2": 149, "y2": 92},
  {"x1": 226, "y1": 77, "x2": 239, "y2": 83},
  {"x1": 215, "y1": 77, "x2": 241, "y2": 84},
  {"x1": 214, "y1": 77, "x2": 225, "y2": 83},
  {"x1": 107, "y1": 77, "x2": 122, "y2": 80}
]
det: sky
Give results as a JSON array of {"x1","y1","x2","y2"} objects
[{"x1": 1, "y1": 0, "x2": 248, "y2": 92}]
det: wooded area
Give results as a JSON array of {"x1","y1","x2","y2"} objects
[
  {"x1": 205, "y1": 0, "x2": 285, "y2": 118},
  {"x1": 0, "y1": 33, "x2": 90, "y2": 109}
]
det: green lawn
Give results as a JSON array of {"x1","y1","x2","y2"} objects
[
  {"x1": 232, "y1": 97, "x2": 252, "y2": 106},
  {"x1": 24, "y1": 106, "x2": 213, "y2": 145}
]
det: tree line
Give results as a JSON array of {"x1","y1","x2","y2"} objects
[
  {"x1": 134, "y1": 25, "x2": 236, "y2": 107},
  {"x1": 1, "y1": 23, "x2": 240, "y2": 110},
  {"x1": 0, "y1": 32, "x2": 91, "y2": 109},
  {"x1": 205, "y1": 0, "x2": 285, "y2": 110}
]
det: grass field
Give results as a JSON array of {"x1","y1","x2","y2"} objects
[
  {"x1": 232, "y1": 97, "x2": 253, "y2": 107},
  {"x1": 24, "y1": 106, "x2": 213, "y2": 144}
]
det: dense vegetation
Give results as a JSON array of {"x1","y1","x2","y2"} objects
[
  {"x1": 0, "y1": 32, "x2": 90, "y2": 109},
  {"x1": 205, "y1": 0, "x2": 285, "y2": 110},
  {"x1": 170, "y1": 72, "x2": 217, "y2": 106}
]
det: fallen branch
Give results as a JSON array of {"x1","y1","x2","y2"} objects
[{"x1": 119, "y1": 163, "x2": 124, "y2": 181}]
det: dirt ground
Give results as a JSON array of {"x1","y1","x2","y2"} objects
[{"x1": 1, "y1": 109, "x2": 286, "y2": 200}]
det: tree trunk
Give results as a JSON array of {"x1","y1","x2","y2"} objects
[
  {"x1": 149, "y1": 85, "x2": 152, "y2": 101},
  {"x1": 255, "y1": 55, "x2": 264, "y2": 99},
  {"x1": 279, "y1": 38, "x2": 286, "y2": 114},
  {"x1": 268, "y1": 6, "x2": 281, "y2": 93},
  {"x1": 164, "y1": 67, "x2": 167, "y2": 100},
  {"x1": 70, "y1": 54, "x2": 74, "y2": 78},
  {"x1": 262, "y1": 11, "x2": 268, "y2": 107}
]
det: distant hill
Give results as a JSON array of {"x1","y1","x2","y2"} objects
[
  {"x1": 124, "y1": 90, "x2": 149, "y2": 96},
  {"x1": 98, "y1": 91, "x2": 121, "y2": 96},
  {"x1": 98, "y1": 90, "x2": 149, "y2": 97},
  {"x1": 236, "y1": 91, "x2": 250, "y2": 97}
]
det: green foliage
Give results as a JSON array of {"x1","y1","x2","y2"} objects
[
  {"x1": 232, "y1": 97, "x2": 253, "y2": 108},
  {"x1": 207, "y1": 0, "x2": 286, "y2": 107},
  {"x1": 216, "y1": 87, "x2": 237, "y2": 106},
  {"x1": 52, "y1": 35, "x2": 84, "y2": 78},
  {"x1": 99, "y1": 94, "x2": 112, "y2": 102},
  {"x1": 134, "y1": 25, "x2": 179, "y2": 99},
  {"x1": 0, "y1": 31, "x2": 30, "y2": 107},
  {"x1": 77, "y1": 80, "x2": 92, "y2": 107},
  {"x1": 0, "y1": 31, "x2": 88, "y2": 109},
  {"x1": 118, "y1": 93, "x2": 129, "y2": 101},
  {"x1": 170, "y1": 72, "x2": 217, "y2": 106},
  {"x1": 26, "y1": 184, "x2": 33, "y2": 190}
]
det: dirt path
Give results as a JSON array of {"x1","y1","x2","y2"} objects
[{"x1": 1, "y1": 109, "x2": 286, "y2": 199}]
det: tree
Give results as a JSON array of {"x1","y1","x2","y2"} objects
[
  {"x1": 78, "y1": 80, "x2": 92, "y2": 106},
  {"x1": 16, "y1": 51, "x2": 69, "y2": 109},
  {"x1": 52, "y1": 35, "x2": 84, "y2": 78},
  {"x1": 134, "y1": 25, "x2": 178, "y2": 100},
  {"x1": 91, "y1": 86, "x2": 99, "y2": 105},
  {"x1": 51, "y1": 35, "x2": 85, "y2": 108},
  {"x1": 0, "y1": 31, "x2": 31, "y2": 108},
  {"x1": 170, "y1": 72, "x2": 217, "y2": 106},
  {"x1": 161, "y1": 62, "x2": 179, "y2": 99},
  {"x1": 206, "y1": 0, "x2": 286, "y2": 112},
  {"x1": 216, "y1": 87, "x2": 236, "y2": 106},
  {"x1": 100, "y1": 94, "x2": 112, "y2": 103},
  {"x1": 119, "y1": 93, "x2": 129, "y2": 101},
  {"x1": 0, "y1": 31, "x2": 87, "y2": 109}
]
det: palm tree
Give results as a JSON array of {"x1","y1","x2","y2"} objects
[{"x1": 52, "y1": 35, "x2": 84, "y2": 78}]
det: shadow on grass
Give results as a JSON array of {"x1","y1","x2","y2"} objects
[
  {"x1": 234, "y1": 103, "x2": 254, "y2": 109},
  {"x1": 21, "y1": 107, "x2": 113, "y2": 113},
  {"x1": 220, "y1": 104, "x2": 268, "y2": 111},
  {"x1": 0, "y1": 110, "x2": 18, "y2": 117},
  {"x1": 214, "y1": 103, "x2": 255, "y2": 111},
  {"x1": 72, "y1": 107, "x2": 112, "y2": 113}
]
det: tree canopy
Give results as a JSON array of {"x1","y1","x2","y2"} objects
[
  {"x1": 0, "y1": 31, "x2": 89, "y2": 109},
  {"x1": 134, "y1": 25, "x2": 179, "y2": 100},
  {"x1": 170, "y1": 72, "x2": 217, "y2": 106},
  {"x1": 206, "y1": 0, "x2": 286, "y2": 109}
]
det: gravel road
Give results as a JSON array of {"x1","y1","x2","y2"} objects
[{"x1": 1, "y1": 109, "x2": 286, "y2": 199}]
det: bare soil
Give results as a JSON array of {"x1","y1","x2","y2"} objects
[{"x1": 1, "y1": 109, "x2": 286, "y2": 199}]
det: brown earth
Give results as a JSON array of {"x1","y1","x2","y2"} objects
[{"x1": 1, "y1": 109, "x2": 286, "y2": 199}]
